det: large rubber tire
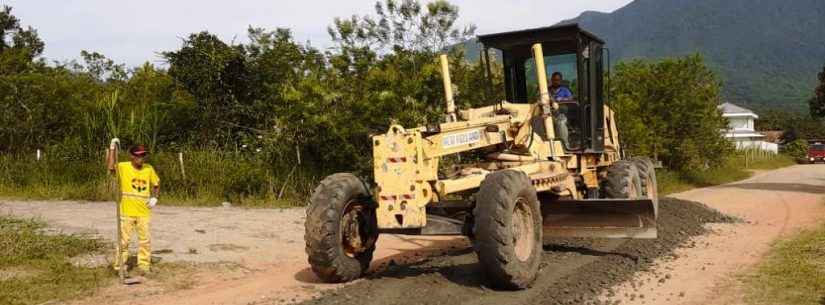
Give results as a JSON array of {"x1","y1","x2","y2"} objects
[
  {"x1": 603, "y1": 160, "x2": 643, "y2": 199},
  {"x1": 305, "y1": 173, "x2": 378, "y2": 283},
  {"x1": 631, "y1": 158, "x2": 659, "y2": 217},
  {"x1": 473, "y1": 170, "x2": 543, "y2": 290},
  {"x1": 632, "y1": 158, "x2": 658, "y2": 198}
]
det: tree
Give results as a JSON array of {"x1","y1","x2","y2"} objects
[
  {"x1": 74, "y1": 50, "x2": 128, "y2": 82},
  {"x1": 0, "y1": 5, "x2": 61, "y2": 152},
  {"x1": 328, "y1": 0, "x2": 475, "y2": 54},
  {"x1": 809, "y1": 65, "x2": 825, "y2": 118},
  {"x1": 755, "y1": 109, "x2": 825, "y2": 142},
  {"x1": 610, "y1": 54, "x2": 733, "y2": 171},
  {"x1": 162, "y1": 32, "x2": 251, "y2": 146},
  {"x1": 0, "y1": 5, "x2": 45, "y2": 74},
  {"x1": 756, "y1": 109, "x2": 796, "y2": 131},
  {"x1": 244, "y1": 27, "x2": 321, "y2": 130},
  {"x1": 290, "y1": 0, "x2": 481, "y2": 172},
  {"x1": 0, "y1": 0, "x2": 495, "y2": 176},
  {"x1": 120, "y1": 63, "x2": 194, "y2": 149}
]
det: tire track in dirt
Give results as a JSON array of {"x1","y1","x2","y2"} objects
[{"x1": 297, "y1": 198, "x2": 736, "y2": 305}]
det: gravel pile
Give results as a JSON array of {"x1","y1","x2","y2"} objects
[{"x1": 298, "y1": 198, "x2": 737, "y2": 305}]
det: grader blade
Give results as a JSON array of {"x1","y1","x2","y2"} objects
[{"x1": 541, "y1": 199, "x2": 657, "y2": 239}]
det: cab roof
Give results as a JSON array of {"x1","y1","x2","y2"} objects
[{"x1": 477, "y1": 24, "x2": 604, "y2": 51}]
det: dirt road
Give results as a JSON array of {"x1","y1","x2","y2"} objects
[
  {"x1": 0, "y1": 200, "x2": 465, "y2": 305},
  {"x1": 2, "y1": 164, "x2": 823, "y2": 305},
  {"x1": 600, "y1": 165, "x2": 825, "y2": 305}
]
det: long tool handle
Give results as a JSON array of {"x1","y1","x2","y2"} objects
[{"x1": 110, "y1": 142, "x2": 126, "y2": 284}]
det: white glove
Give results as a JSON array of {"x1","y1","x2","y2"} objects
[
  {"x1": 110, "y1": 138, "x2": 120, "y2": 150},
  {"x1": 148, "y1": 197, "x2": 158, "y2": 209}
]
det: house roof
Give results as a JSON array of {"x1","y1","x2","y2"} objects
[
  {"x1": 718, "y1": 102, "x2": 756, "y2": 115},
  {"x1": 762, "y1": 130, "x2": 785, "y2": 143}
]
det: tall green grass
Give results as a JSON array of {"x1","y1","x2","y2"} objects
[
  {"x1": 1, "y1": 148, "x2": 797, "y2": 206},
  {"x1": 149, "y1": 150, "x2": 317, "y2": 207},
  {"x1": 0, "y1": 154, "x2": 111, "y2": 201},
  {"x1": 0, "y1": 149, "x2": 318, "y2": 207}
]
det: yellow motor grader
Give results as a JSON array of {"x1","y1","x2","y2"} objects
[{"x1": 304, "y1": 24, "x2": 658, "y2": 289}]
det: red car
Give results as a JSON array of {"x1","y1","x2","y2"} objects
[{"x1": 807, "y1": 143, "x2": 825, "y2": 163}]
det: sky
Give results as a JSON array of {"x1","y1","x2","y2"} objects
[{"x1": 1, "y1": 0, "x2": 633, "y2": 67}]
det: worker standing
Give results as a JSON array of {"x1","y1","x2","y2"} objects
[{"x1": 106, "y1": 143, "x2": 160, "y2": 276}]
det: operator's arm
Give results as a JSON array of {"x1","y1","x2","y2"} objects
[
  {"x1": 148, "y1": 169, "x2": 161, "y2": 208},
  {"x1": 106, "y1": 147, "x2": 117, "y2": 174},
  {"x1": 106, "y1": 138, "x2": 119, "y2": 174}
]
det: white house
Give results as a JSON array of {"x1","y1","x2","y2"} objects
[{"x1": 718, "y1": 102, "x2": 778, "y2": 153}]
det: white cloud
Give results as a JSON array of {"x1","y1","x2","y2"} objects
[{"x1": 1, "y1": 0, "x2": 632, "y2": 66}]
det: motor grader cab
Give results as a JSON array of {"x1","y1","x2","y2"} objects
[
  {"x1": 493, "y1": 24, "x2": 608, "y2": 153},
  {"x1": 304, "y1": 24, "x2": 658, "y2": 289}
]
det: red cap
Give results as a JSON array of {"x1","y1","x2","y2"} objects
[{"x1": 129, "y1": 145, "x2": 147, "y2": 157}]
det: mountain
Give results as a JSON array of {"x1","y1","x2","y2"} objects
[{"x1": 560, "y1": 0, "x2": 825, "y2": 112}]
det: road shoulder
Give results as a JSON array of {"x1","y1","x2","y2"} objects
[{"x1": 599, "y1": 165, "x2": 825, "y2": 305}]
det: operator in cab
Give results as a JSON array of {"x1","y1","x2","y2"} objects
[
  {"x1": 551, "y1": 72, "x2": 574, "y2": 149},
  {"x1": 550, "y1": 72, "x2": 574, "y2": 101}
]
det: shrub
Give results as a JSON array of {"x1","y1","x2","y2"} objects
[{"x1": 781, "y1": 139, "x2": 808, "y2": 160}]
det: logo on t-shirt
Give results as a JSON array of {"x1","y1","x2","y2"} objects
[{"x1": 131, "y1": 178, "x2": 148, "y2": 192}]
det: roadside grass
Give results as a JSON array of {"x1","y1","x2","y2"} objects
[
  {"x1": 1, "y1": 149, "x2": 798, "y2": 206},
  {"x1": 659, "y1": 153, "x2": 797, "y2": 195},
  {"x1": 0, "y1": 216, "x2": 112, "y2": 305},
  {"x1": 0, "y1": 151, "x2": 312, "y2": 208},
  {"x1": 743, "y1": 223, "x2": 825, "y2": 305},
  {"x1": 742, "y1": 153, "x2": 798, "y2": 170},
  {"x1": 0, "y1": 215, "x2": 225, "y2": 305}
]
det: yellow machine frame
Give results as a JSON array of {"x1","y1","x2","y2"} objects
[{"x1": 372, "y1": 44, "x2": 623, "y2": 230}]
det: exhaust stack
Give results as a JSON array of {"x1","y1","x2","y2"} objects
[
  {"x1": 532, "y1": 43, "x2": 560, "y2": 157},
  {"x1": 531, "y1": 43, "x2": 557, "y2": 112},
  {"x1": 439, "y1": 54, "x2": 457, "y2": 122}
]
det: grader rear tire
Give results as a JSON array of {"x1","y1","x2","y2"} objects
[
  {"x1": 473, "y1": 170, "x2": 542, "y2": 290},
  {"x1": 304, "y1": 173, "x2": 378, "y2": 283},
  {"x1": 604, "y1": 160, "x2": 643, "y2": 199}
]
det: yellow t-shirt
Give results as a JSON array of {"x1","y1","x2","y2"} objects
[{"x1": 117, "y1": 162, "x2": 160, "y2": 217}]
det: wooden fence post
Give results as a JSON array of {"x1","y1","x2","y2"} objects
[{"x1": 178, "y1": 152, "x2": 186, "y2": 180}]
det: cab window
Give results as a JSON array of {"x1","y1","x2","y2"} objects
[{"x1": 524, "y1": 53, "x2": 578, "y2": 101}]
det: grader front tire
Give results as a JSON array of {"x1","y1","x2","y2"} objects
[
  {"x1": 473, "y1": 170, "x2": 543, "y2": 290},
  {"x1": 604, "y1": 160, "x2": 643, "y2": 199},
  {"x1": 632, "y1": 158, "x2": 659, "y2": 216},
  {"x1": 304, "y1": 173, "x2": 378, "y2": 283}
]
